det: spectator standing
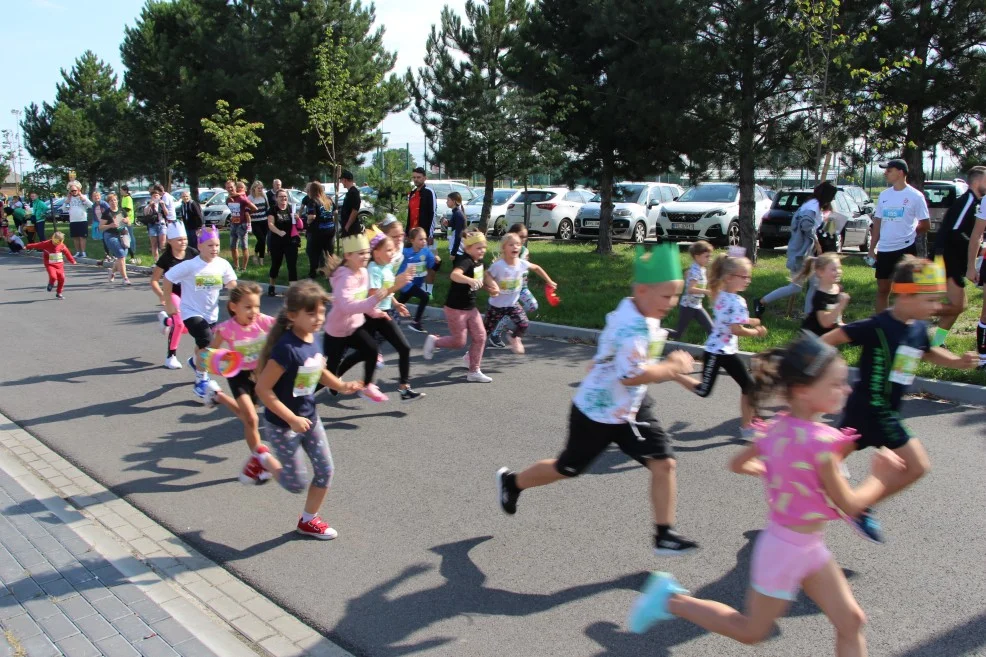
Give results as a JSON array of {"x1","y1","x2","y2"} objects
[
  {"x1": 407, "y1": 167, "x2": 439, "y2": 293},
  {"x1": 226, "y1": 180, "x2": 258, "y2": 272},
  {"x1": 143, "y1": 188, "x2": 169, "y2": 261},
  {"x1": 119, "y1": 185, "x2": 138, "y2": 263},
  {"x1": 98, "y1": 193, "x2": 131, "y2": 285},
  {"x1": 29, "y1": 192, "x2": 48, "y2": 241},
  {"x1": 338, "y1": 171, "x2": 363, "y2": 238},
  {"x1": 249, "y1": 180, "x2": 270, "y2": 266},
  {"x1": 265, "y1": 178, "x2": 282, "y2": 209},
  {"x1": 302, "y1": 181, "x2": 336, "y2": 279},
  {"x1": 65, "y1": 181, "x2": 94, "y2": 258},
  {"x1": 178, "y1": 190, "x2": 203, "y2": 250},
  {"x1": 266, "y1": 188, "x2": 301, "y2": 296}
]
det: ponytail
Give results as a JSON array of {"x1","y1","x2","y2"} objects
[
  {"x1": 319, "y1": 253, "x2": 343, "y2": 279},
  {"x1": 256, "y1": 310, "x2": 290, "y2": 375},
  {"x1": 707, "y1": 254, "x2": 752, "y2": 302},
  {"x1": 792, "y1": 256, "x2": 816, "y2": 285},
  {"x1": 749, "y1": 346, "x2": 786, "y2": 415},
  {"x1": 749, "y1": 332, "x2": 840, "y2": 415}
]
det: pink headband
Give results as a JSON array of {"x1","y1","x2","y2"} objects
[{"x1": 199, "y1": 226, "x2": 220, "y2": 242}]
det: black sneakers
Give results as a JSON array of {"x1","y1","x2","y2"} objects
[
  {"x1": 46, "y1": 283, "x2": 53, "y2": 292},
  {"x1": 496, "y1": 468, "x2": 521, "y2": 515},
  {"x1": 268, "y1": 285, "x2": 276, "y2": 297},
  {"x1": 398, "y1": 387, "x2": 425, "y2": 402},
  {"x1": 406, "y1": 322, "x2": 427, "y2": 334},
  {"x1": 753, "y1": 298, "x2": 766, "y2": 319},
  {"x1": 653, "y1": 530, "x2": 699, "y2": 556},
  {"x1": 488, "y1": 334, "x2": 507, "y2": 349}
]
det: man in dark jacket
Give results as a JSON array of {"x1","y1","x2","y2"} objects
[
  {"x1": 178, "y1": 190, "x2": 204, "y2": 249},
  {"x1": 407, "y1": 167, "x2": 440, "y2": 292}
]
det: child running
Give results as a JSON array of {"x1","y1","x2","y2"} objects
[
  {"x1": 821, "y1": 256, "x2": 979, "y2": 542},
  {"x1": 675, "y1": 248, "x2": 766, "y2": 440},
  {"x1": 24, "y1": 231, "x2": 76, "y2": 299},
  {"x1": 422, "y1": 229, "x2": 497, "y2": 383},
  {"x1": 629, "y1": 331, "x2": 904, "y2": 656},
  {"x1": 396, "y1": 227, "x2": 435, "y2": 333},
  {"x1": 254, "y1": 281, "x2": 363, "y2": 539},
  {"x1": 152, "y1": 223, "x2": 199, "y2": 369},
  {"x1": 483, "y1": 232, "x2": 556, "y2": 355},
  {"x1": 800, "y1": 253, "x2": 850, "y2": 337},
  {"x1": 673, "y1": 240, "x2": 714, "y2": 341},
  {"x1": 489, "y1": 223, "x2": 538, "y2": 348},
  {"x1": 211, "y1": 282, "x2": 278, "y2": 484},
  {"x1": 162, "y1": 226, "x2": 237, "y2": 404},
  {"x1": 496, "y1": 244, "x2": 700, "y2": 555}
]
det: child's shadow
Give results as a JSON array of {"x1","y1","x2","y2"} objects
[{"x1": 584, "y1": 529, "x2": 856, "y2": 655}]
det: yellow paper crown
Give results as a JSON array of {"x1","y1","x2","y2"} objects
[
  {"x1": 891, "y1": 257, "x2": 946, "y2": 294},
  {"x1": 463, "y1": 232, "x2": 486, "y2": 248},
  {"x1": 341, "y1": 233, "x2": 370, "y2": 254}
]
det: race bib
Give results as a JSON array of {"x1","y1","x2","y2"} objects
[
  {"x1": 411, "y1": 262, "x2": 426, "y2": 279},
  {"x1": 648, "y1": 329, "x2": 668, "y2": 361},
  {"x1": 49, "y1": 252, "x2": 64, "y2": 264},
  {"x1": 889, "y1": 345, "x2": 922, "y2": 385},
  {"x1": 882, "y1": 206, "x2": 905, "y2": 221},
  {"x1": 194, "y1": 273, "x2": 223, "y2": 291},
  {"x1": 229, "y1": 203, "x2": 241, "y2": 223},
  {"x1": 473, "y1": 264, "x2": 484, "y2": 282},
  {"x1": 233, "y1": 335, "x2": 266, "y2": 365},
  {"x1": 292, "y1": 361, "x2": 322, "y2": 397},
  {"x1": 499, "y1": 277, "x2": 521, "y2": 291},
  {"x1": 352, "y1": 289, "x2": 368, "y2": 301}
]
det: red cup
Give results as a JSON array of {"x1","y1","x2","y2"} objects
[{"x1": 545, "y1": 285, "x2": 561, "y2": 307}]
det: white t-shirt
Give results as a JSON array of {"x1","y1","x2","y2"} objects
[
  {"x1": 162, "y1": 192, "x2": 177, "y2": 223},
  {"x1": 704, "y1": 291, "x2": 749, "y2": 355},
  {"x1": 680, "y1": 263, "x2": 707, "y2": 309},
  {"x1": 487, "y1": 258, "x2": 530, "y2": 308},
  {"x1": 66, "y1": 195, "x2": 93, "y2": 223},
  {"x1": 977, "y1": 197, "x2": 986, "y2": 221},
  {"x1": 164, "y1": 256, "x2": 237, "y2": 323},
  {"x1": 875, "y1": 184, "x2": 929, "y2": 252}
]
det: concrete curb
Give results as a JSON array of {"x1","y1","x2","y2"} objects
[{"x1": 0, "y1": 412, "x2": 354, "y2": 657}]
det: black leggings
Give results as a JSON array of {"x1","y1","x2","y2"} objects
[
  {"x1": 363, "y1": 315, "x2": 411, "y2": 384},
  {"x1": 324, "y1": 327, "x2": 377, "y2": 386},
  {"x1": 396, "y1": 285, "x2": 430, "y2": 324},
  {"x1": 268, "y1": 239, "x2": 298, "y2": 282},
  {"x1": 307, "y1": 228, "x2": 336, "y2": 279},
  {"x1": 693, "y1": 351, "x2": 754, "y2": 397},
  {"x1": 251, "y1": 221, "x2": 269, "y2": 259}
]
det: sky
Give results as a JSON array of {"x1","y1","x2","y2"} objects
[{"x1": 1, "y1": 0, "x2": 466, "y2": 173}]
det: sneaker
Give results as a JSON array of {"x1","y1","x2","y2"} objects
[
  {"x1": 357, "y1": 383, "x2": 389, "y2": 403},
  {"x1": 488, "y1": 334, "x2": 507, "y2": 349},
  {"x1": 496, "y1": 468, "x2": 520, "y2": 515},
  {"x1": 122, "y1": 278, "x2": 132, "y2": 286},
  {"x1": 268, "y1": 285, "x2": 276, "y2": 297},
  {"x1": 407, "y1": 322, "x2": 427, "y2": 334},
  {"x1": 376, "y1": 353, "x2": 385, "y2": 370},
  {"x1": 193, "y1": 380, "x2": 221, "y2": 407},
  {"x1": 129, "y1": 258, "x2": 138, "y2": 265},
  {"x1": 157, "y1": 311, "x2": 171, "y2": 336},
  {"x1": 753, "y1": 298, "x2": 766, "y2": 319},
  {"x1": 627, "y1": 572, "x2": 688, "y2": 634},
  {"x1": 81, "y1": 252, "x2": 87, "y2": 258},
  {"x1": 653, "y1": 530, "x2": 699, "y2": 556},
  {"x1": 398, "y1": 387, "x2": 425, "y2": 402},
  {"x1": 508, "y1": 336, "x2": 526, "y2": 355},
  {"x1": 422, "y1": 335, "x2": 437, "y2": 360},
  {"x1": 73, "y1": 252, "x2": 81, "y2": 258},
  {"x1": 739, "y1": 426, "x2": 757, "y2": 443},
  {"x1": 164, "y1": 355, "x2": 182, "y2": 370},
  {"x1": 186, "y1": 356, "x2": 197, "y2": 373},
  {"x1": 108, "y1": 271, "x2": 116, "y2": 282},
  {"x1": 296, "y1": 516, "x2": 338, "y2": 540},
  {"x1": 46, "y1": 283, "x2": 53, "y2": 292},
  {"x1": 467, "y1": 370, "x2": 493, "y2": 383},
  {"x1": 55, "y1": 294, "x2": 64, "y2": 300},
  {"x1": 239, "y1": 450, "x2": 270, "y2": 485},
  {"x1": 850, "y1": 507, "x2": 884, "y2": 544}
]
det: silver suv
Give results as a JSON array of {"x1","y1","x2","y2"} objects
[{"x1": 574, "y1": 182, "x2": 683, "y2": 243}]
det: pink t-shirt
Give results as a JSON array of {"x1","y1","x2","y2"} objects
[
  {"x1": 215, "y1": 314, "x2": 277, "y2": 371},
  {"x1": 755, "y1": 414, "x2": 855, "y2": 527}
]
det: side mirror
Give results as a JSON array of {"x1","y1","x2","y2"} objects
[
  {"x1": 648, "y1": 200, "x2": 660, "y2": 208},
  {"x1": 672, "y1": 196, "x2": 679, "y2": 201}
]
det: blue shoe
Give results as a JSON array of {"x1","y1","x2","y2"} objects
[
  {"x1": 851, "y1": 507, "x2": 884, "y2": 544},
  {"x1": 193, "y1": 380, "x2": 220, "y2": 407},
  {"x1": 628, "y1": 572, "x2": 688, "y2": 634}
]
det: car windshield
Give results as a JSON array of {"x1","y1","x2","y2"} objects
[
  {"x1": 774, "y1": 192, "x2": 812, "y2": 210},
  {"x1": 205, "y1": 192, "x2": 228, "y2": 206},
  {"x1": 468, "y1": 191, "x2": 515, "y2": 205},
  {"x1": 199, "y1": 190, "x2": 218, "y2": 203},
  {"x1": 677, "y1": 184, "x2": 738, "y2": 203},
  {"x1": 589, "y1": 185, "x2": 647, "y2": 204},
  {"x1": 923, "y1": 185, "x2": 956, "y2": 207}
]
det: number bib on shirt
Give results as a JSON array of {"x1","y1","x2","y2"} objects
[
  {"x1": 648, "y1": 329, "x2": 668, "y2": 360},
  {"x1": 352, "y1": 289, "x2": 368, "y2": 301},
  {"x1": 233, "y1": 335, "x2": 266, "y2": 366},
  {"x1": 473, "y1": 264, "x2": 484, "y2": 282},
  {"x1": 194, "y1": 273, "x2": 223, "y2": 291},
  {"x1": 889, "y1": 345, "x2": 922, "y2": 385},
  {"x1": 293, "y1": 362, "x2": 322, "y2": 397},
  {"x1": 499, "y1": 277, "x2": 521, "y2": 291},
  {"x1": 229, "y1": 203, "x2": 241, "y2": 223},
  {"x1": 882, "y1": 207, "x2": 905, "y2": 221},
  {"x1": 49, "y1": 252, "x2": 64, "y2": 264}
]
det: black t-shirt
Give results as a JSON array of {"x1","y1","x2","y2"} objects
[
  {"x1": 444, "y1": 254, "x2": 484, "y2": 311},
  {"x1": 301, "y1": 195, "x2": 335, "y2": 231},
  {"x1": 339, "y1": 186, "x2": 362, "y2": 237},
  {"x1": 156, "y1": 246, "x2": 200, "y2": 297},
  {"x1": 843, "y1": 310, "x2": 930, "y2": 413},
  {"x1": 267, "y1": 205, "x2": 296, "y2": 245},
  {"x1": 101, "y1": 209, "x2": 127, "y2": 237},
  {"x1": 801, "y1": 289, "x2": 841, "y2": 336}
]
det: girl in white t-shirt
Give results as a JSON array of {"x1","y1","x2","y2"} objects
[
  {"x1": 675, "y1": 252, "x2": 767, "y2": 440},
  {"x1": 483, "y1": 233, "x2": 557, "y2": 354}
]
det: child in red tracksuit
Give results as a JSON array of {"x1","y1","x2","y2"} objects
[{"x1": 25, "y1": 231, "x2": 76, "y2": 299}]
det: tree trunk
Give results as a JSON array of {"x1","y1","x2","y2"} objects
[
  {"x1": 189, "y1": 169, "x2": 200, "y2": 201},
  {"x1": 478, "y1": 168, "x2": 496, "y2": 235},
  {"x1": 596, "y1": 160, "x2": 614, "y2": 256},
  {"x1": 738, "y1": 42, "x2": 759, "y2": 262}
]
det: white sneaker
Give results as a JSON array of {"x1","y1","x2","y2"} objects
[
  {"x1": 462, "y1": 353, "x2": 470, "y2": 368},
  {"x1": 80, "y1": 252, "x2": 87, "y2": 258},
  {"x1": 466, "y1": 370, "x2": 493, "y2": 383},
  {"x1": 422, "y1": 335, "x2": 437, "y2": 360},
  {"x1": 164, "y1": 355, "x2": 182, "y2": 370},
  {"x1": 157, "y1": 311, "x2": 171, "y2": 336}
]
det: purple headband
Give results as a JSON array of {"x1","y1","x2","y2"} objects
[
  {"x1": 369, "y1": 232, "x2": 389, "y2": 250},
  {"x1": 199, "y1": 226, "x2": 220, "y2": 242}
]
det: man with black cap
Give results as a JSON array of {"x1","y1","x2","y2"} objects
[
  {"x1": 870, "y1": 158, "x2": 930, "y2": 312},
  {"x1": 338, "y1": 170, "x2": 363, "y2": 237}
]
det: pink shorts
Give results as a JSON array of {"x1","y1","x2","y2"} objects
[{"x1": 751, "y1": 522, "x2": 831, "y2": 601}]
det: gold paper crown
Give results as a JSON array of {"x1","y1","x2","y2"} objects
[
  {"x1": 341, "y1": 233, "x2": 370, "y2": 254},
  {"x1": 463, "y1": 232, "x2": 486, "y2": 248},
  {"x1": 891, "y1": 257, "x2": 946, "y2": 294}
]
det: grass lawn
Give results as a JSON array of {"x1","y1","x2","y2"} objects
[{"x1": 64, "y1": 221, "x2": 986, "y2": 385}]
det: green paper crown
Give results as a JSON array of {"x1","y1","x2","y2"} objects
[{"x1": 634, "y1": 243, "x2": 682, "y2": 284}]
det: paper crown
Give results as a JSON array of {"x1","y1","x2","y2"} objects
[
  {"x1": 634, "y1": 243, "x2": 682, "y2": 285},
  {"x1": 366, "y1": 227, "x2": 388, "y2": 250},
  {"x1": 891, "y1": 257, "x2": 946, "y2": 295},
  {"x1": 463, "y1": 232, "x2": 487, "y2": 248},
  {"x1": 166, "y1": 222, "x2": 187, "y2": 240},
  {"x1": 341, "y1": 233, "x2": 370, "y2": 254},
  {"x1": 199, "y1": 226, "x2": 220, "y2": 242}
]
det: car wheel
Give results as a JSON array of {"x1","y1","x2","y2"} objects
[
  {"x1": 726, "y1": 221, "x2": 741, "y2": 246},
  {"x1": 632, "y1": 221, "x2": 647, "y2": 243},
  {"x1": 859, "y1": 227, "x2": 870, "y2": 252},
  {"x1": 557, "y1": 219, "x2": 574, "y2": 240},
  {"x1": 494, "y1": 216, "x2": 507, "y2": 237}
]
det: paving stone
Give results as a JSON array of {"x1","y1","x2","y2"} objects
[
  {"x1": 268, "y1": 615, "x2": 318, "y2": 644},
  {"x1": 203, "y1": 596, "x2": 246, "y2": 623},
  {"x1": 169, "y1": 638, "x2": 216, "y2": 657},
  {"x1": 258, "y1": 635, "x2": 305, "y2": 657},
  {"x1": 0, "y1": 561, "x2": 28, "y2": 585},
  {"x1": 95, "y1": 634, "x2": 141, "y2": 657},
  {"x1": 216, "y1": 579, "x2": 255, "y2": 602},
  {"x1": 10, "y1": 549, "x2": 46, "y2": 568},
  {"x1": 89, "y1": 566, "x2": 125, "y2": 588},
  {"x1": 147, "y1": 617, "x2": 191, "y2": 647},
  {"x1": 3, "y1": 611, "x2": 43, "y2": 639},
  {"x1": 25, "y1": 536, "x2": 60, "y2": 554},
  {"x1": 90, "y1": 596, "x2": 131, "y2": 622},
  {"x1": 134, "y1": 635, "x2": 180, "y2": 657},
  {"x1": 19, "y1": 633, "x2": 59, "y2": 657},
  {"x1": 182, "y1": 581, "x2": 222, "y2": 603},
  {"x1": 55, "y1": 633, "x2": 101, "y2": 657},
  {"x1": 0, "y1": 596, "x2": 24, "y2": 621},
  {"x1": 74, "y1": 580, "x2": 113, "y2": 604},
  {"x1": 242, "y1": 595, "x2": 284, "y2": 622},
  {"x1": 61, "y1": 564, "x2": 97, "y2": 586},
  {"x1": 229, "y1": 613, "x2": 274, "y2": 643},
  {"x1": 36, "y1": 611, "x2": 81, "y2": 641},
  {"x1": 129, "y1": 599, "x2": 170, "y2": 625},
  {"x1": 21, "y1": 595, "x2": 60, "y2": 621},
  {"x1": 111, "y1": 614, "x2": 154, "y2": 642},
  {"x1": 40, "y1": 577, "x2": 77, "y2": 598},
  {"x1": 74, "y1": 614, "x2": 117, "y2": 642},
  {"x1": 43, "y1": 549, "x2": 76, "y2": 569},
  {"x1": 107, "y1": 582, "x2": 150, "y2": 606},
  {"x1": 8, "y1": 577, "x2": 42, "y2": 603},
  {"x1": 55, "y1": 595, "x2": 96, "y2": 622}
]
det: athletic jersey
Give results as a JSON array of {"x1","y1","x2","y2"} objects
[
  {"x1": 875, "y1": 185, "x2": 929, "y2": 252},
  {"x1": 214, "y1": 314, "x2": 277, "y2": 371},
  {"x1": 487, "y1": 258, "x2": 530, "y2": 308},
  {"x1": 445, "y1": 254, "x2": 483, "y2": 311},
  {"x1": 935, "y1": 190, "x2": 983, "y2": 259},
  {"x1": 163, "y1": 256, "x2": 237, "y2": 323},
  {"x1": 398, "y1": 246, "x2": 436, "y2": 291},
  {"x1": 680, "y1": 263, "x2": 707, "y2": 309},
  {"x1": 368, "y1": 261, "x2": 396, "y2": 311},
  {"x1": 265, "y1": 332, "x2": 324, "y2": 428},
  {"x1": 705, "y1": 292, "x2": 748, "y2": 355}
]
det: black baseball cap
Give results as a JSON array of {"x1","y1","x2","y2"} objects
[{"x1": 879, "y1": 158, "x2": 908, "y2": 174}]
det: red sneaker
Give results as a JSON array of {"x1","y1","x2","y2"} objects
[
  {"x1": 238, "y1": 446, "x2": 270, "y2": 485},
  {"x1": 296, "y1": 516, "x2": 338, "y2": 540}
]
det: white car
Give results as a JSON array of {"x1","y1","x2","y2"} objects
[
  {"x1": 574, "y1": 182, "x2": 683, "y2": 243},
  {"x1": 465, "y1": 189, "x2": 523, "y2": 236},
  {"x1": 657, "y1": 182, "x2": 773, "y2": 246},
  {"x1": 505, "y1": 187, "x2": 594, "y2": 240},
  {"x1": 429, "y1": 181, "x2": 477, "y2": 237}
]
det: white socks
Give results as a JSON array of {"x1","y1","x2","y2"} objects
[{"x1": 301, "y1": 512, "x2": 316, "y2": 523}]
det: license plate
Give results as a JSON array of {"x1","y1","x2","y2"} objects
[
  {"x1": 584, "y1": 221, "x2": 599, "y2": 228},
  {"x1": 671, "y1": 223, "x2": 690, "y2": 230},
  {"x1": 780, "y1": 226, "x2": 791, "y2": 233}
]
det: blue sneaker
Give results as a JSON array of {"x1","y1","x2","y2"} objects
[
  {"x1": 193, "y1": 380, "x2": 220, "y2": 407},
  {"x1": 628, "y1": 572, "x2": 688, "y2": 634},
  {"x1": 851, "y1": 507, "x2": 884, "y2": 544}
]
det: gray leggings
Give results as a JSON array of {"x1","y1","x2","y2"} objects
[
  {"x1": 675, "y1": 305, "x2": 713, "y2": 339},
  {"x1": 263, "y1": 416, "x2": 334, "y2": 493},
  {"x1": 761, "y1": 275, "x2": 817, "y2": 314}
]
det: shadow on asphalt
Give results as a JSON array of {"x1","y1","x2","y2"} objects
[
  {"x1": 0, "y1": 357, "x2": 160, "y2": 388},
  {"x1": 890, "y1": 610, "x2": 986, "y2": 657}
]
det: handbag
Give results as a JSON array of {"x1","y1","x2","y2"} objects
[{"x1": 120, "y1": 230, "x2": 131, "y2": 249}]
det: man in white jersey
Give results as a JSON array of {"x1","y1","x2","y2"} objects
[{"x1": 965, "y1": 186, "x2": 986, "y2": 370}]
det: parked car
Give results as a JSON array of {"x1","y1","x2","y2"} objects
[
  {"x1": 465, "y1": 189, "x2": 523, "y2": 236},
  {"x1": 507, "y1": 187, "x2": 594, "y2": 240},
  {"x1": 201, "y1": 191, "x2": 230, "y2": 227},
  {"x1": 428, "y1": 181, "x2": 477, "y2": 237},
  {"x1": 575, "y1": 182, "x2": 683, "y2": 243},
  {"x1": 656, "y1": 182, "x2": 773, "y2": 246},
  {"x1": 923, "y1": 179, "x2": 968, "y2": 235},
  {"x1": 758, "y1": 188, "x2": 871, "y2": 252},
  {"x1": 840, "y1": 185, "x2": 874, "y2": 215}
]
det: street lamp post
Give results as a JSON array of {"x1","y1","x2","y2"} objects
[{"x1": 9, "y1": 110, "x2": 23, "y2": 195}]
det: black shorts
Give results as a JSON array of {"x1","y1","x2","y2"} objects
[
  {"x1": 184, "y1": 316, "x2": 216, "y2": 350},
  {"x1": 875, "y1": 243, "x2": 918, "y2": 280},
  {"x1": 694, "y1": 351, "x2": 754, "y2": 397},
  {"x1": 69, "y1": 222, "x2": 88, "y2": 239},
  {"x1": 839, "y1": 403, "x2": 911, "y2": 451},
  {"x1": 555, "y1": 395, "x2": 672, "y2": 477},
  {"x1": 227, "y1": 370, "x2": 257, "y2": 401},
  {"x1": 942, "y1": 249, "x2": 968, "y2": 288}
]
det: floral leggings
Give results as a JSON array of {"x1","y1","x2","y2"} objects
[
  {"x1": 263, "y1": 416, "x2": 334, "y2": 493},
  {"x1": 484, "y1": 302, "x2": 530, "y2": 338},
  {"x1": 493, "y1": 288, "x2": 537, "y2": 338}
]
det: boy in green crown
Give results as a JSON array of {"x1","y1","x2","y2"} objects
[{"x1": 497, "y1": 243, "x2": 702, "y2": 556}]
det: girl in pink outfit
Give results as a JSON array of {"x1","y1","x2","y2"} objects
[
  {"x1": 322, "y1": 233, "x2": 391, "y2": 402},
  {"x1": 629, "y1": 331, "x2": 905, "y2": 657}
]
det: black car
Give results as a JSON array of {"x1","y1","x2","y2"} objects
[{"x1": 759, "y1": 189, "x2": 872, "y2": 252}]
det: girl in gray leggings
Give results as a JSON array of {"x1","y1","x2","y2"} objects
[{"x1": 675, "y1": 241, "x2": 714, "y2": 340}]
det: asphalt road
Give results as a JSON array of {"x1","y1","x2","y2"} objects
[{"x1": 1, "y1": 254, "x2": 985, "y2": 657}]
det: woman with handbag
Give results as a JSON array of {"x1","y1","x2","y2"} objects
[
  {"x1": 302, "y1": 181, "x2": 336, "y2": 279},
  {"x1": 266, "y1": 189, "x2": 301, "y2": 297},
  {"x1": 99, "y1": 193, "x2": 131, "y2": 285}
]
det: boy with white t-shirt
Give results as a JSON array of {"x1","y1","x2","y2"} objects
[
  {"x1": 162, "y1": 227, "x2": 238, "y2": 404},
  {"x1": 482, "y1": 233, "x2": 556, "y2": 354},
  {"x1": 869, "y1": 158, "x2": 930, "y2": 312}
]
